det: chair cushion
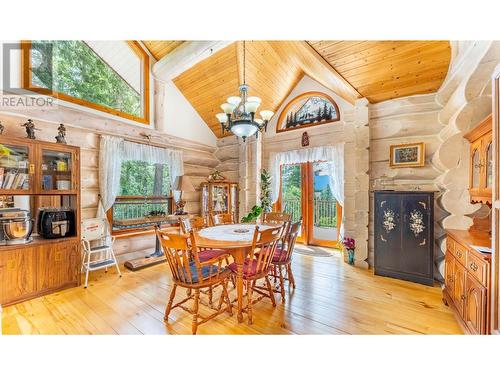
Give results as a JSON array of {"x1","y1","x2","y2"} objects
[
  {"x1": 198, "y1": 249, "x2": 227, "y2": 262},
  {"x1": 272, "y1": 249, "x2": 287, "y2": 263},
  {"x1": 228, "y1": 259, "x2": 261, "y2": 278},
  {"x1": 178, "y1": 262, "x2": 222, "y2": 283},
  {"x1": 254, "y1": 248, "x2": 287, "y2": 263}
]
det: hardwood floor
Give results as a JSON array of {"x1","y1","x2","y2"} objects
[{"x1": 1, "y1": 248, "x2": 462, "y2": 334}]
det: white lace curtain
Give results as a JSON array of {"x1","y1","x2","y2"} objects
[
  {"x1": 97, "y1": 135, "x2": 184, "y2": 217},
  {"x1": 268, "y1": 144, "x2": 344, "y2": 234}
]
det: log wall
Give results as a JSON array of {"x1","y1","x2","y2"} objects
[{"x1": 0, "y1": 81, "x2": 219, "y2": 260}]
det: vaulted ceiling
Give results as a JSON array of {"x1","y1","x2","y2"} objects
[
  {"x1": 142, "y1": 40, "x2": 185, "y2": 60},
  {"x1": 307, "y1": 41, "x2": 451, "y2": 103},
  {"x1": 142, "y1": 40, "x2": 451, "y2": 138}
]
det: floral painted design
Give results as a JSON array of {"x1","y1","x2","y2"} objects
[
  {"x1": 409, "y1": 209, "x2": 425, "y2": 236},
  {"x1": 382, "y1": 209, "x2": 396, "y2": 233}
]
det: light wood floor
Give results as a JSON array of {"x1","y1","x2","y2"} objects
[{"x1": 1, "y1": 249, "x2": 462, "y2": 334}]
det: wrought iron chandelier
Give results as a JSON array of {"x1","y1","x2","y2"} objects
[{"x1": 215, "y1": 41, "x2": 274, "y2": 141}]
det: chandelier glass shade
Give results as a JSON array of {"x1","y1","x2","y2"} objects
[{"x1": 215, "y1": 42, "x2": 274, "y2": 140}]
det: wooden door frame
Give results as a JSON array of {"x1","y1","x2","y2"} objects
[
  {"x1": 275, "y1": 163, "x2": 307, "y2": 243},
  {"x1": 491, "y1": 67, "x2": 500, "y2": 334},
  {"x1": 275, "y1": 161, "x2": 342, "y2": 248}
]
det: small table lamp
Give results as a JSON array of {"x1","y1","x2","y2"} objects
[{"x1": 172, "y1": 175, "x2": 195, "y2": 215}]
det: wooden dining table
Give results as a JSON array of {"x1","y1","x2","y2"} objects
[{"x1": 193, "y1": 223, "x2": 277, "y2": 323}]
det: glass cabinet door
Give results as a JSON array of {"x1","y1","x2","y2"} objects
[
  {"x1": 211, "y1": 184, "x2": 228, "y2": 213},
  {"x1": 486, "y1": 140, "x2": 493, "y2": 190},
  {"x1": 230, "y1": 183, "x2": 238, "y2": 222},
  {"x1": 471, "y1": 143, "x2": 481, "y2": 192},
  {"x1": 0, "y1": 142, "x2": 33, "y2": 192},
  {"x1": 201, "y1": 184, "x2": 209, "y2": 217},
  {"x1": 40, "y1": 148, "x2": 74, "y2": 192}
]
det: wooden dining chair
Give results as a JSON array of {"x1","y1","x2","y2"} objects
[
  {"x1": 227, "y1": 225, "x2": 283, "y2": 324},
  {"x1": 210, "y1": 213, "x2": 234, "y2": 226},
  {"x1": 263, "y1": 211, "x2": 291, "y2": 224},
  {"x1": 271, "y1": 220, "x2": 301, "y2": 303},
  {"x1": 156, "y1": 229, "x2": 233, "y2": 334},
  {"x1": 179, "y1": 216, "x2": 207, "y2": 234}
]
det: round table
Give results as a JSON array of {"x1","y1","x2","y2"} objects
[{"x1": 194, "y1": 223, "x2": 276, "y2": 323}]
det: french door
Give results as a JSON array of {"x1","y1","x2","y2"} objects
[{"x1": 276, "y1": 161, "x2": 342, "y2": 247}]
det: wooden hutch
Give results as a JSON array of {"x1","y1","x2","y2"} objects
[
  {"x1": 0, "y1": 135, "x2": 80, "y2": 306},
  {"x1": 200, "y1": 180, "x2": 239, "y2": 224},
  {"x1": 443, "y1": 114, "x2": 492, "y2": 334}
]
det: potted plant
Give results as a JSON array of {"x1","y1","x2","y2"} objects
[
  {"x1": 241, "y1": 205, "x2": 263, "y2": 223},
  {"x1": 342, "y1": 236, "x2": 355, "y2": 265},
  {"x1": 260, "y1": 169, "x2": 272, "y2": 214}
]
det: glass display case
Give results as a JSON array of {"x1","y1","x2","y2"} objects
[
  {"x1": 200, "y1": 181, "x2": 239, "y2": 223},
  {"x1": 465, "y1": 114, "x2": 493, "y2": 205},
  {"x1": 0, "y1": 140, "x2": 33, "y2": 193},
  {"x1": 40, "y1": 147, "x2": 75, "y2": 193},
  {"x1": 0, "y1": 139, "x2": 78, "y2": 195}
]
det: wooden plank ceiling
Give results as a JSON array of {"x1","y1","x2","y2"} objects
[
  {"x1": 142, "y1": 41, "x2": 185, "y2": 60},
  {"x1": 307, "y1": 41, "x2": 451, "y2": 103},
  {"x1": 143, "y1": 40, "x2": 451, "y2": 138},
  {"x1": 173, "y1": 42, "x2": 306, "y2": 138}
]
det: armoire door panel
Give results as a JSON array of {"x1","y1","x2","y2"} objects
[
  {"x1": 401, "y1": 193, "x2": 433, "y2": 277},
  {"x1": 374, "y1": 193, "x2": 402, "y2": 272}
]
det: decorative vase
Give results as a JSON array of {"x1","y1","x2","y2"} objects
[{"x1": 347, "y1": 249, "x2": 355, "y2": 265}]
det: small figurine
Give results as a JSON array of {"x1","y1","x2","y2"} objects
[
  {"x1": 21, "y1": 119, "x2": 39, "y2": 139},
  {"x1": 55, "y1": 123, "x2": 67, "y2": 144},
  {"x1": 0, "y1": 121, "x2": 4, "y2": 135},
  {"x1": 208, "y1": 169, "x2": 225, "y2": 182},
  {"x1": 301, "y1": 131, "x2": 309, "y2": 147}
]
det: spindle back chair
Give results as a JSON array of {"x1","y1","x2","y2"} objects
[
  {"x1": 156, "y1": 229, "x2": 232, "y2": 334},
  {"x1": 228, "y1": 224, "x2": 283, "y2": 324}
]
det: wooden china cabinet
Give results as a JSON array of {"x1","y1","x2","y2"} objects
[
  {"x1": 443, "y1": 114, "x2": 493, "y2": 334},
  {"x1": 200, "y1": 181, "x2": 239, "y2": 224},
  {"x1": 0, "y1": 135, "x2": 81, "y2": 306},
  {"x1": 464, "y1": 114, "x2": 493, "y2": 205}
]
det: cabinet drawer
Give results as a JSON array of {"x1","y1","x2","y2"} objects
[
  {"x1": 467, "y1": 251, "x2": 488, "y2": 285},
  {"x1": 453, "y1": 242, "x2": 467, "y2": 266}
]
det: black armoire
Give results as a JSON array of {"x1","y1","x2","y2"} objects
[{"x1": 374, "y1": 191, "x2": 434, "y2": 286}]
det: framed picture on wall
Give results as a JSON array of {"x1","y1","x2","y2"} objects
[{"x1": 389, "y1": 142, "x2": 425, "y2": 168}]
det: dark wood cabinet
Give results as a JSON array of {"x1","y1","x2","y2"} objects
[
  {"x1": 374, "y1": 191, "x2": 434, "y2": 286},
  {"x1": 443, "y1": 229, "x2": 491, "y2": 334}
]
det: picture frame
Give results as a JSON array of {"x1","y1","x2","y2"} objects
[{"x1": 389, "y1": 142, "x2": 425, "y2": 168}]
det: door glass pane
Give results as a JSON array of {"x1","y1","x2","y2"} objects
[
  {"x1": 0, "y1": 143, "x2": 30, "y2": 190},
  {"x1": 312, "y1": 161, "x2": 338, "y2": 242},
  {"x1": 201, "y1": 185, "x2": 208, "y2": 216},
  {"x1": 281, "y1": 164, "x2": 302, "y2": 222},
  {"x1": 472, "y1": 149, "x2": 480, "y2": 188},
  {"x1": 230, "y1": 184, "x2": 238, "y2": 222},
  {"x1": 41, "y1": 150, "x2": 72, "y2": 191},
  {"x1": 212, "y1": 185, "x2": 228, "y2": 213},
  {"x1": 486, "y1": 143, "x2": 493, "y2": 188}
]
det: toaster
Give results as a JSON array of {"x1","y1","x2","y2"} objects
[{"x1": 37, "y1": 207, "x2": 76, "y2": 239}]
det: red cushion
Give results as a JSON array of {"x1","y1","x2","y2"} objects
[
  {"x1": 272, "y1": 249, "x2": 287, "y2": 263},
  {"x1": 255, "y1": 248, "x2": 288, "y2": 263},
  {"x1": 228, "y1": 259, "x2": 261, "y2": 278},
  {"x1": 198, "y1": 249, "x2": 227, "y2": 262}
]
